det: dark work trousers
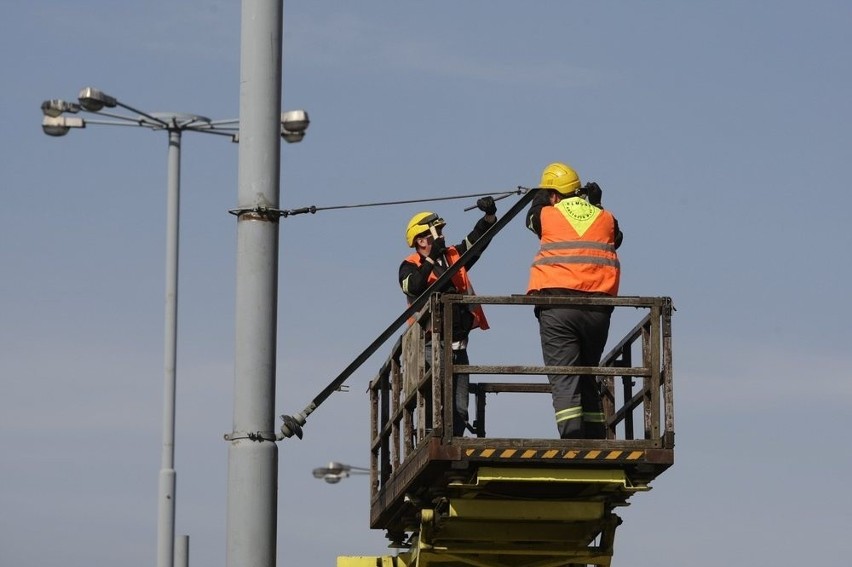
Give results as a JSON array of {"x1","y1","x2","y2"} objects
[
  {"x1": 538, "y1": 307, "x2": 610, "y2": 439},
  {"x1": 425, "y1": 341, "x2": 470, "y2": 436}
]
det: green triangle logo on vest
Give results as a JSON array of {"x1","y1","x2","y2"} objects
[{"x1": 555, "y1": 197, "x2": 602, "y2": 236}]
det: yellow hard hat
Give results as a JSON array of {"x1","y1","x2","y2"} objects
[
  {"x1": 539, "y1": 162, "x2": 581, "y2": 195},
  {"x1": 405, "y1": 211, "x2": 445, "y2": 247}
]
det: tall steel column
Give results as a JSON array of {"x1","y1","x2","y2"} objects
[
  {"x1": 226, "y1": 1, "x2": 283, "y2": 567},
  {"x1": 158, "y1": 128, "x2": 182, "y2": 567}
]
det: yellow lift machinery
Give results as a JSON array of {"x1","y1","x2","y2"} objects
[{"x1": 339, "y1": 293, "x2": 675, "y2": 567}]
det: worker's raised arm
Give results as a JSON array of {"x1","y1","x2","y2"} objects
[
  {"x1": 456, "y1": 196, "x2": 498, "y2": 259},
  {"x1": 525, "y1": 189, "x2": 552, "y2": 237}
]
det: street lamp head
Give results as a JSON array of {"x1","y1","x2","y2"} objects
[
  {"x1": 281, "y1": 110, "x2": 309, "y2": 143},
  {"x1": 311, "y1": 461, "x2": 368, "y2": 484},
  {"x1": 78, "y1": 87, "x2": 117, "y2": 112},
  {"x1": 280, "y1": 129, "x2": 305, "y2": 144},
  {"x1": 281, "y1": 110, "x2": 309, "y2": 133},
  {"x1": 312, "y1": 461, "x2": 350, "y2": 483},
  {"x1": 42, "y1": 115, "x2": 85, "y2": 137},
  {"x1": 41, "y1": 99, "x2": 81, "y2": 117}
]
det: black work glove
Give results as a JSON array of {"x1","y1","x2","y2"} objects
[
  {"x1": 585, "y1": 182, "x2": 603, "y2": 206},
  {"x1": 476, "y1": 196, "x2": 497, "y2": 215},
  {"x1": 428, "y1": 237, "x2": 446, "y2": 260}
]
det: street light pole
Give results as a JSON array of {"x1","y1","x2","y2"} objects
[
  {"x1": 40, "y1": 92, "x2": 308, "y2": 567},
  {"x1": 159, "y1": 127, "x2": 181, "y2": 567},
  {"x1": 42, "y1": 97, "x2": 231, "y2": 567}
]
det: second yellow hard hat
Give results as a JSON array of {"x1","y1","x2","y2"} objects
[{"x1": 539, "y1": 162, "x2": 581, "y2": 195}]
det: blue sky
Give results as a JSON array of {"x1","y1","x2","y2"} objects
[{"x1": 2, "y1": 1, "x2": 851, "y2": 566}]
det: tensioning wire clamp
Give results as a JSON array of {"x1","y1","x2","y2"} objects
[{"x1": 462, "y1": 186, "x2": 531, "y2": 211}]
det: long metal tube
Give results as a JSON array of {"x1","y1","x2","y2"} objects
[
  {"x1": 157, "y1": 128, "x2": 181, "y2": 567},
  {"x1": 175, "y1": 535, "x2": 189, "y2": 567},
  {"x1": 226, "y1": 1, "x2": 283, "y2": 566}
]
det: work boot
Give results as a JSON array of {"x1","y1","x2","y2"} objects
[{"x1": 585, "y1": 423, "x2": 607, "y2": 439}]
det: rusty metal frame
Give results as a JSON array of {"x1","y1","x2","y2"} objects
[{"x1": 367, "y1": 294, "x2": 675, "y2": 529}]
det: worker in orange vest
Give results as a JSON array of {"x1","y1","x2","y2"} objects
[
  {"x1": 399, "y1": 197, "x2": 497, "y2": 436},
  {"x1": 526, "y1": 163, "x2": 622, "y2": 439}
]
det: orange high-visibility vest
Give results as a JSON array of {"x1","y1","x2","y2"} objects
[
  {"x1": 405, "y1": 247, "x2": 489, "y2": 330},
  {"x1": 527, "y1": 197, "x2": 620, "y2": 296}
]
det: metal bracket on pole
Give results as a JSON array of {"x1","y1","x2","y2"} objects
[
  {"x1": 228, "y1": 206, "x2": 286, "y2": 221},
  {"x1": 223, "y1": 431, "x2": 279, "y2": 442}
]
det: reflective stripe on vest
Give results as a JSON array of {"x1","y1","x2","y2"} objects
[
  {"x1": 527, "y1": 198, "x2": 620, "y2": 296},
  {"x1": 404, "y1": 247, "x2": 489, "y2": 330}
]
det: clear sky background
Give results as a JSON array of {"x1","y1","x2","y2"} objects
[{"x1": 2, "y1": 1, "x2": 851, "y2": 566}]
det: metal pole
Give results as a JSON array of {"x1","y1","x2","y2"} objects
[
  {"x1": 175, "y1": 535, "x2": 189, "y2": 567},
  {"x1": 158, "y1": 128, "x2": 181, "y2": 567},
  {"x1": 226, "y1": 1, "x2": 283, "y2": 567}
]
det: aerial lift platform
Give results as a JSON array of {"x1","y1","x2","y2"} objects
[{"x1": 339, "y1": 293, "x2": 674, "y2": 567}]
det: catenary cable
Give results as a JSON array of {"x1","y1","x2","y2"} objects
[{"x1": 268, "y1": 187, "x2": 528, "y2": 218}]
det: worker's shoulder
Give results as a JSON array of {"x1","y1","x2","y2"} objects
[{"x1": 400, "y1": 251, "x2": 420, "y2": 264}]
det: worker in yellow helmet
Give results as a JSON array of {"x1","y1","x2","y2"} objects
[
  {"x1": 526, "y1": 162, "x2": 623, "y2": 439},
  {"x1": 399, "y1": 197, "x2": 498, "y2": 436}
]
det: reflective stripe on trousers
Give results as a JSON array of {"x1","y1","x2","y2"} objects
[{"x1": 538, "y1": 306, "x2": 610, "y2": 439}]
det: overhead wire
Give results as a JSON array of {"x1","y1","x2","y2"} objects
[{"x1": 277, "y1": 186, "x2": 529, "y2": 218}]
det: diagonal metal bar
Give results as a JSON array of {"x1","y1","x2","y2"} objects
[{"x1": 279, "y1": 187, "x2": 538, "y2": 439}]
